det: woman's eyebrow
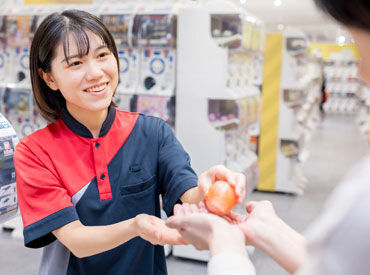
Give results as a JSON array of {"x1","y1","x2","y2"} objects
[
  {"x1": 61, "y1": 45, "x2": 108, "y2": 63},
  {"x1": 93, "y1": 45, "x2": 108, "y2": 52},
  {"x1": 61, "y1": 54, "x2": 80, "y2": 63}
]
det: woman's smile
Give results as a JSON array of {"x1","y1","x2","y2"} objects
[{"x1": 84, "y1": 82, "x2": 109, "y2": 93}]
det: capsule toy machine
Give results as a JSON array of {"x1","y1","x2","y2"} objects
[
  {"x1": 16, "y1": 6, "x2": 52, "y2": 81},
  {"x1": 210, "y1": 9, "x2": 262, "y2": 194},
  {"x1": 0, "y1": 113, "x2": 18, "y2": 224},
  {"x1": 100, "y1": 4, "x2": 139, "y2": 111},
  {"x1": 132, "y1": 4, "x2": 177, "y2": 128},
  {"x1": 5, "y1": 8, "x2": 34, "y2": 86},
  {"x1": 0, "y1": 12, "x2": 13, "y2": 87},
  {"x1": 2, "y1": 87, "x2": 36, "y2": 139},
  {"x1": 1, "y1": 6, "x2": 38, "y2": 85},
  {"x1": 210, "y1": 11, "x2": 246, "y2": 175},
  {"x1": 2, "y1": 8, "x2": 47, "y2": 137}
]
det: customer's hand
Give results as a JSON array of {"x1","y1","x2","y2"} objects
[
  {"x1": 227, "y1": 200, "x2": 278, "y2": 246},
  {"x1": 166, "y1": 203, "x2": 247, "y2": 256}
]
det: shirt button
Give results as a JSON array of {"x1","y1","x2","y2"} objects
[
  {"x1": 95, "y1": 142, "x2": 100, "y2": 149},
  {"x1": 100, "y1": 173, "x2": 105, "y2": 180}
]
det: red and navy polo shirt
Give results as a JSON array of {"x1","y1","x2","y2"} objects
[{"x1": 14, "y1": 106, "x2": 198, "y2": 275}]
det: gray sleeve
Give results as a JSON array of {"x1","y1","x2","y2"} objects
[
  {"x1": 208, "y1": 252, "x2": 256, "y2": 275},
  {"x1": 297, "y1": 195, "x2": 370, "y2": 275}
]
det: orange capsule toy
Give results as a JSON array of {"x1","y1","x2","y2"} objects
[{"x1": 205, "y1": 180, "x2": 238, "y2": 215}]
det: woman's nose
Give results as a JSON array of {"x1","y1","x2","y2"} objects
[{"x1": 85, "y1": 60, "x2": 104, "y2": 81}]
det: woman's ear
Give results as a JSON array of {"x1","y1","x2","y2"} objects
[{"x1": 38, "y1": 68, "x2": 58, "y2": 91}]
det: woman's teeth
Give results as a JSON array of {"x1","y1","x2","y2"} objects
[{"x1": 86, "y1": 83, "x2": 107, "y2": 92}]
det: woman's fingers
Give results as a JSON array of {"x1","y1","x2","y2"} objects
[{"x1": 138, "y1": 214, "x2": 187, "y2": 245}]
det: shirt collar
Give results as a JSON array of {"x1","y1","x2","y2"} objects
[{"x1": 60, "y1": 106, "x2": 116, "y2": 138}]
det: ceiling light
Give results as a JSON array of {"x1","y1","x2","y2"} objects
[
  {"x1": 274, "y1": 0, "x2": 282, "y2": 7},
  {"x1": 240, "y1": 0, "x2": 247, "y2": 4},
  {"x1": 337, "y1": 35, "x2": 346, "y2": 45}
]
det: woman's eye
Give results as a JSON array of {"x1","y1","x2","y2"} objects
[
  {"x1": 98, "y1": 52, "x2": 109, "y2": 58},
  {"x1": 69, "y1": 61, "x2": 81, "y2": 67}
]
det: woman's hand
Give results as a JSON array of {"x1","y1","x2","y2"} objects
[
  {"x1": 198, "y1": 165, "x2": 246, "y2": 204},
  {"x1": 134, "y1": 214, "x2": 187, "y2": 246}
]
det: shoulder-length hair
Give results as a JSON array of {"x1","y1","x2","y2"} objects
[{"x1": 30, "y1": 9, "x2": 119, "y2": 123}]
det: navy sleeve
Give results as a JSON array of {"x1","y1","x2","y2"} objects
[
  {"x1": 24, "y1": 207, "x2": 79, "y2": 248},
  {"x1": 157, "y1": 121, "x2": 198, "y2": 216}
]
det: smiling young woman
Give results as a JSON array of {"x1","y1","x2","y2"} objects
[{"x1": 13, "y1": 9, "x2": 247, "y2": 275}]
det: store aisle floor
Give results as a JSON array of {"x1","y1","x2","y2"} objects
[{"x1": 0, "y1": 114, "x2": 368, "y2": 275}]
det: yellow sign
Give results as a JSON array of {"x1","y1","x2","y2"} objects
[
  {"x1": 309, "y1": 43, "x2": 359, "y2": 60},
  {"x1": 25, "y1": 0, "x2": 93, "y2": 4}
]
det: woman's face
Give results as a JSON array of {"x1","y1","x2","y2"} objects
[
  {"x1": 348, "y1": 27, "x2": 370, "y2": 86},
  {"x1": 44, "y1": 30, "x2": 118, "y2": 119}
]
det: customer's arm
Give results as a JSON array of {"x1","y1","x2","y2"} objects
[{"x1": 237, "y1": 201, "x2": 307, "y2": 274}]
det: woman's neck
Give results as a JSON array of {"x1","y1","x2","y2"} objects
[{"x1": 66, "y1": 104, "x2": 108, "y2": 139}]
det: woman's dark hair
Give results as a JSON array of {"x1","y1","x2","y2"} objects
[
  {"x1": 314, "y1": 0, "x2": 370, "y2": 32},
  {"x1": 30, "y1": 9, "x2": 119, "y2": 122}
]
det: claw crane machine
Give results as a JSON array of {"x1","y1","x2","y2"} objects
[
  {"x1": 131, "y1": 3, "x2": 178, "y2": 128},
  {"x1": 100, "y1": 3, "x2": 139, "y2": 111},
  {"x1": 173, "y1": 0, "x2": 265, "y2": 261}
]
